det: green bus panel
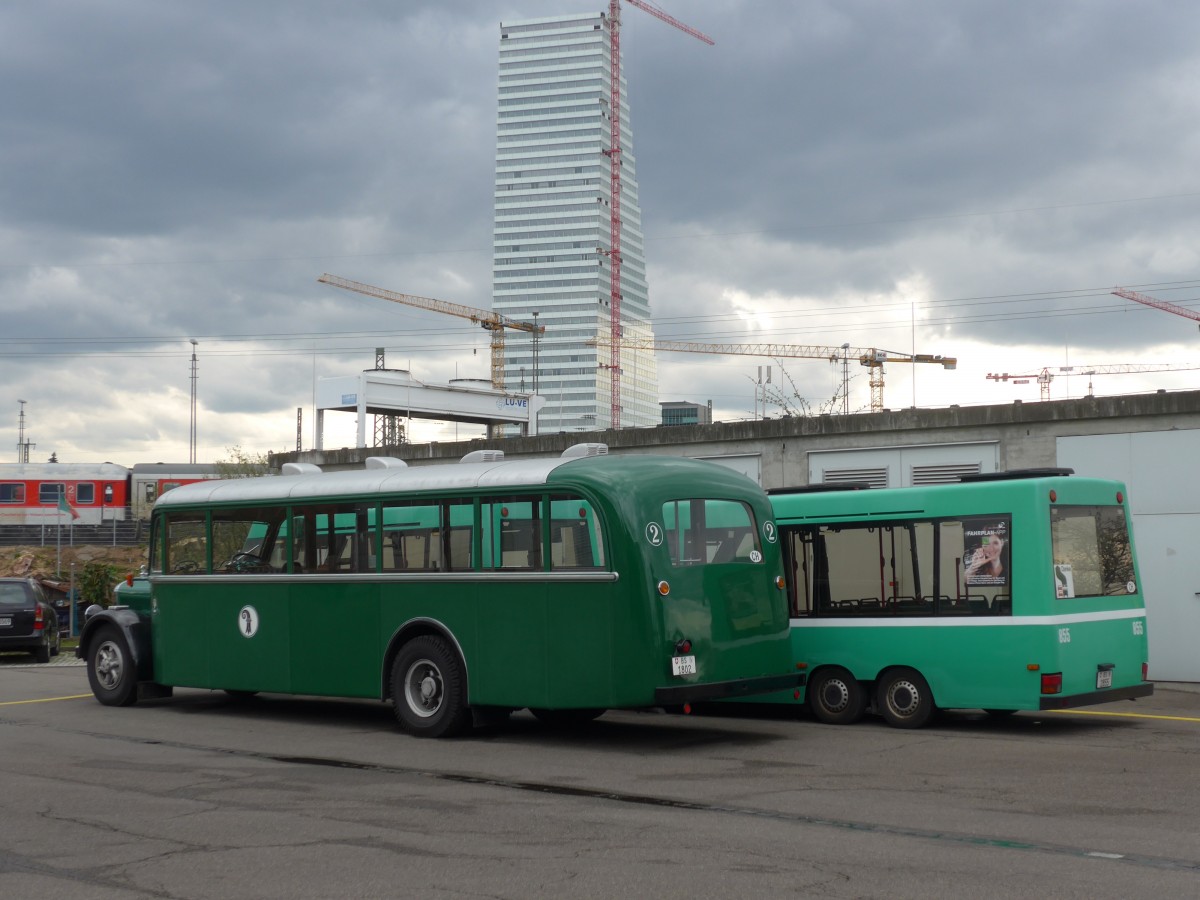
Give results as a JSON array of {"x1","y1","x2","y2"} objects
[
  {"x1": 154, "y1": 581, "x2": 291, "y2": 693},
  {"x1": 290, "y1": 581, "x2": 381, "y2": 698}
]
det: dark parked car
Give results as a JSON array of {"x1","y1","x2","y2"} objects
[{"x1": 0, "y1": 577, "x2": 61, "y2": 663}]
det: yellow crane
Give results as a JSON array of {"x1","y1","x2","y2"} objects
[
  {"x1": 318, "y1": 273, "x2": 544, "y2": 390},
  {"x1": 588, "y1": 336, "x2": 957, "y2": 412}
]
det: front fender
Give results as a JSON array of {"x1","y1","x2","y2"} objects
[{"x1": 76, "y1": 607, "x2": 154, "y2": 681}]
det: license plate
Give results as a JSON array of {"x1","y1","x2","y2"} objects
[
  {"x1": 671, "y1": 655, "x2": 697, "y2": 677},
  {"x1": 1096, "y1": 669, "x2": 1113, "y2": 689},
  {"x1": 0, "y1": 617, "x2": 10, "y2": 627}
]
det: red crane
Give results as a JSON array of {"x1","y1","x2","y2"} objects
[
  {"x1": 1113, "y1": 287, "x2": 1200, "y2": 328},
  {"x1": 604, "y1": 0, "x2": 713, "y2": 428}
]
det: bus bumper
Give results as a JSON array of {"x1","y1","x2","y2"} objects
[
  {"x1": 655, "y1": 672, "x2": 805, "y2": 705},
  {"x1": 1038, "y1": 682, "x2": 1155, "y2": 710}
]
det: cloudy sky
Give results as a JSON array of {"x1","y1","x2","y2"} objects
[{"x1": 4, "y1": 0, "x2": 1199, "y2": 466}]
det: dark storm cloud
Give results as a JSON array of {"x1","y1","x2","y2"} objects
[{"x1": 1, "y1": 1, "x2": 1198, "y2": 460}]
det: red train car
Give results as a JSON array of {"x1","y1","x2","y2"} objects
[
  {"x1": 0, "y1": 463, "x2": 131, "y2": 526},
  {"x1": 130, "y1": 464, "x2": 223, "y2": 519}
]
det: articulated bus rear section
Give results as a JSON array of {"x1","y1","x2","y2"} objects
[{"x1": 763, "y1": 469, "x2": 1152, "y2": 728}]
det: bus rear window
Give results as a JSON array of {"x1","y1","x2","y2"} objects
[
  {"x1": 1051, "y1": 505, "x2": 1135, "y2": 598},
  {"x1": 662, "y1": 499, "x2": 760, "y2": 567}
]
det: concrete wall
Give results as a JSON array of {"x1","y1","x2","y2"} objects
[{"x1": 272, "y1": 390, "x2": 1200, "y2": 491}]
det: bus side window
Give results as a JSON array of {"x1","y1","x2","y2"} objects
[
  {"x1": 481, "y1": 497, "x2": 542, "y2": 570},
  {"x1": 549, "y1": 496, "x2": 605, "y2": 570},
  {"x1": 164, "y1": 514, "x2": 206, "y2": 574},
  {"x1": 781, "y1": 527, "x2": 814, "y2": 617},
  {"x1": 211, "y1": 507, "x2": 287, "y2": 574},
  {"x1": 443, "y1": 499, "x2": 474, "y2": 571},
  {"x1": 938, "y1": 517, "x2": 1012, "y2": 615},
  {"x1": 290, "y1": 503, "x2": 372, "y2": 573}
]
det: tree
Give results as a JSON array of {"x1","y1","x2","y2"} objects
[
  {"x1": 761, "y1": 361, "x2": 857, "y2": 418},
  {"x1": 214, "y1": 445, "x2": 269, "y2": 479}
]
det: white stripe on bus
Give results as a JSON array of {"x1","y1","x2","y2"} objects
[{"x1": 790, "y1": 608, "x2": 1147, "y2": 628}]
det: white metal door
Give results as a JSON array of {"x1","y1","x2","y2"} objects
[{"x1": 1058, "y1": 430, "x2": 1200, "y2": 682}]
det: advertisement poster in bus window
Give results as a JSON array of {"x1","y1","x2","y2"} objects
[{"x1": 962, "y1": 517, "x2": 1010, "y2": 587}]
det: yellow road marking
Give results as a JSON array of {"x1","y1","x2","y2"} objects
[
  {"x1": 1045, "y1": 708, "x2": 1200, "y2": 723},
  {"x1": 0, "y1": 694, "x2": 92, "y2": 707}
]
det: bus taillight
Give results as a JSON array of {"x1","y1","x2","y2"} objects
[
  {"x1": 675, "y1": 639, "x2": 692, "y2": 654},
  {"x1": 1040, "y1": 672, "x2": 1063, "y2": 694},
  {"x1": 657, "y1": 580, "x2": 670, "y2": 596},
  {"x1": 1143, "y1": 662, "x2": 1149, "y2": 681},
  {"x1": 775, "y1": 575, "x2": 785, "y2": 590}
]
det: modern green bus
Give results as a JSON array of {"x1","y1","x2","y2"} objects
[
  {"x1": 79, "y1": 445, "x2": 800, "y2": 737},
  {"x1": 763, "y1": 468, "x2": 1153, "y2": 728}
]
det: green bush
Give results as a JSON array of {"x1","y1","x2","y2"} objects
[{"x1": 79, "y1": 562, "x2": 121, "y2": 609}]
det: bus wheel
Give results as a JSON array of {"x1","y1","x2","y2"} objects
[
  {"x1": 391, "y1": 636, "x2": 472, "y2": 738},
  {"x1": 808, "y1": 667, "x2": 865, "y2": 725},
  {"x1": 877, "y1": 668, "x2": 935, "y2": 729},
  {"x1": 530, "y1": 708, "x2": 606, "y2": 727},
  {"x1": 87, "y1": 626, "x2": 138, "y2": 707}
]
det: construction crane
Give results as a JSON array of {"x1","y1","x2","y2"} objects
[
  {"x1": 1113, "y1": 287, "x2": 1200, "y2": 328},
  {"x1": 990, "y1": 362, "x2": 1200, "y2": 400},
  {"x1": 589, "y1": 336, "x2": 957, "y2": 412},
  {"x1": 985, "y1": 369, "x2": 1055, "y2": 400},
  {"x1": 317, "y1": 273, "x2": 544, "y2": 390},
  {"x1": 603, "y1": 1, "x2": 713, "y2": 429}
]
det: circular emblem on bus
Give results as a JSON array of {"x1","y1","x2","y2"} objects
[
  {"x1": 763, "y1": 521, "x2": 777, "y2": 543},
  {"x1": 238, "y1": 606, "x2": 259, "y2": 638},
  {"x1": 1126, "y1": 581, "x2": 1136, "y2": 594},
  {"x1": 645, "y1": 522, "x2": 664, "y2": 546},
  {"x1": 749, "y1": 550, "x2": 763, "y2": 563}
]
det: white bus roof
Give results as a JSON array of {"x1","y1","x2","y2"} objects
[{"x1": 152, "y1": 455, "x2": 580, "y2": 509}]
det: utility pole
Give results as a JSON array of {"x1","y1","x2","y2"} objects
[
  {"x1": 189, "y1": 340, "x2": 199, "y2": 463},
  {"x1": 841, "y1": 344, "x2": 851, "y2": 415},
  {"x1": 17, "y1": 399, "x2": 34, "y2": 463}
]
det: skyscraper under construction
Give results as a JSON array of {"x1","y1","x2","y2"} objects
[{"x1": 491, "y1": 12, "x2": 658, "y2": 432}]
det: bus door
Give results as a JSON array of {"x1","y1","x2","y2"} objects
[
  {"x1": 469, "y1": 495, "x2": 614, "y2": 709},
  {"x1": 156, "y1": 507, "x2": 291, "y2": 692},
  {"x1": 289, "y1": 502, "x2": 380, "y2": 698}
]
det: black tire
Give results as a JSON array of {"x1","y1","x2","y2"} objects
[
  {"x1": 34, "y1": 634, "x2": 51, "y2": 664},
  {"x1": 529, "y1": 707, "x2": 606, "y2": 727},
  {"x1": 807, "y1": 666, "x2": 865, "y2": 725},
  {"x1": 86, "y1": 625, "x2": 138, "y2": 707},
  {"x1": 876, "y1": 667, "x2": 935, "y2": 729},
  {"x1": 391, "y1": 635, "x2": 471, "y2": 738}
]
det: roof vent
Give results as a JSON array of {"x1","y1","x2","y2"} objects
[
  {"x1": 461, "y1": 449, "x2": 504, "y2": 464},
  {"x1": 365, "y1": 457, "x2": 408, "y2": 470},
  {"x1": 281, "y1": 462, "x2": 322, "y2": 476},
  {"x1": 561, "y1": 443, "x2": 608, "y2": 459}
]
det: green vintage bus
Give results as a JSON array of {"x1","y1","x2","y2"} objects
[
  {"x1": 79, "y1": 445, "x2": 800, "y2": 737},
  {"x1": 763, "y1": 468, "x2": 1153, "y2": 728}
]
